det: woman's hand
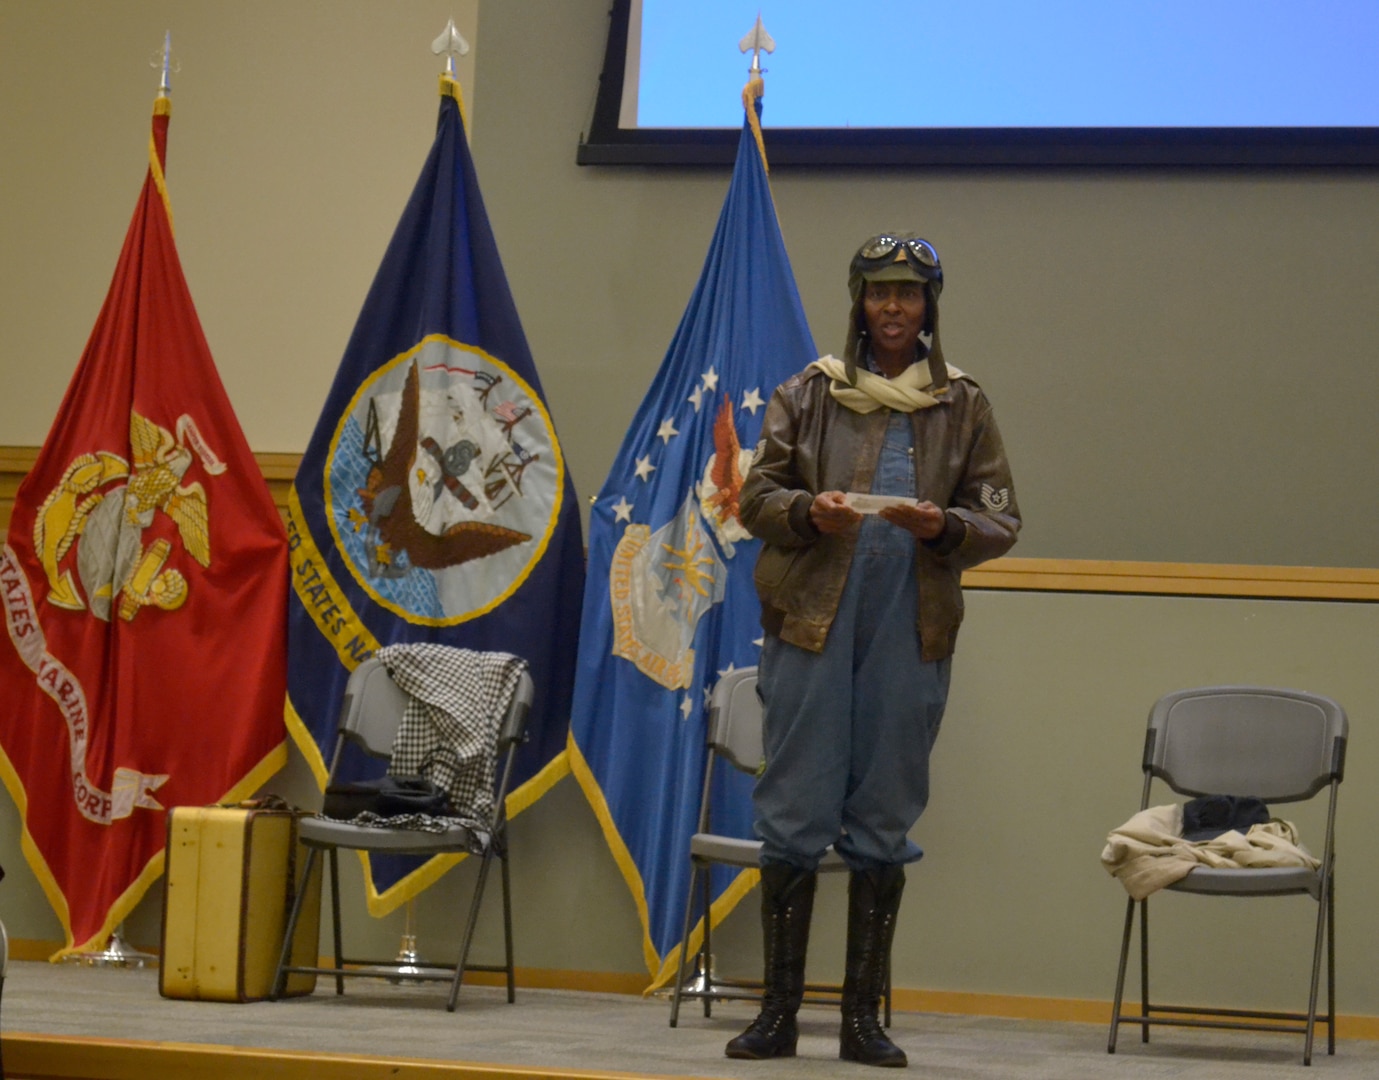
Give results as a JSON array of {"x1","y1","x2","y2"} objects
[
  {"x1": 809, "y1": 490, "x2": 861, "y2": 535},
  {"x1": 880, "y1": 500, "x2": 946, "y2": 540}
]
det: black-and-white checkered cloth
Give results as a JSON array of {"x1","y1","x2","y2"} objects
[{"x1": 372, "y1": 643, "x2": 527, "y2": 835}]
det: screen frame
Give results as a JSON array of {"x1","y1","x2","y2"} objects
[{"x1": 575, "y1": 0, "x2": 1379, "y2": 168}]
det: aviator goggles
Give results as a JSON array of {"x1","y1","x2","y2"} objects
[{"x1": 852, "y1": 235, "x2": 942, "y2": 280}]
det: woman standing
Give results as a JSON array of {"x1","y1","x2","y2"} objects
[{"x1": 732, "y1": 234, "x2": 1020, "y2": 1067}]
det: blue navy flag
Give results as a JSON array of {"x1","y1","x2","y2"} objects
[
  {"x1": 567, "y1": 84, "x2": 816, "y2": 987},
  {"x1": 286, "y1": 76, "x2": 585, "y2": 913}
]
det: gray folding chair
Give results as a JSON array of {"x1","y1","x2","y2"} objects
[
  {"x1": 0, "y1": 915, "x2": 7, "y2": 1079},
  {"x1": 1107, "y1": 685, "x2": 1347, "y2": 1065},
  {"x1": 669, "y1": 666, "x2": 890, "y2": 1028},
  {"x1": 271, "y1": 654, "x2": 533, "y2": 1011}
]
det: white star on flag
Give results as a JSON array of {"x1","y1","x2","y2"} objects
[
  {"x1": 680, "y1": 695, "x2": 694, "y2": 719},
  {"x1": 688, "y1": 385, "x2": 704, "y2": 412},
  {"x1": 657, "y1": 418, "x2": 679, "y2": 444},
  {"x1": 701, "y1": 367, "x2": 719, "y2": 391},
  {"x1": 634, "y1": 456, "x2": 656, "y2": 481},
  {"x1": 612, "y1": 496, "x2": 633, "y2": 522},
  {"x1": 741, "y1": 387, "x2": 765, "y2": 414}
]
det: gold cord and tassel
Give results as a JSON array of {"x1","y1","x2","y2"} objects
[
  {"x1": 149, "y1": 96, "x2": 175, "y2": 234},
  {"x1": 439, "y1": 73, "x2": 469, "y2": 130},
  {"x1": 741, "y1": 74, "x2": 768, "y2": 174}
]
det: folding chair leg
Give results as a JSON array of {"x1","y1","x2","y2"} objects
[
  {"x1": 1107, "y1": 895, "x2": 1136, "y2": 1053},
  {"x1": 1327, "y1": 877, "x2": 1336, "y2": 1055},
  {"x1": 669, "y1": 862, "x2": 702, "y2": 1028},
  {"x1": 0, "y1": 953, "x2": 7, "y2": 1080},
  {"x1": 1304, "y1": 871, "x2": 1333, "y2": 1066},
  {"x1": 328, "y1": 849, "x2": 345, "y2": 995},
  {"x1": 700, "y1": 869, "x2": 714, "y2": 1019},
  {"x1": 499, "y1": 850, "x2": 515, "y2": 1003},
  {"x1": 448, "y1": 849, "x2": 497, "y2": 1012},
  {"x1": 1139, "y1": 899, "x2": 1150, "y2": 1043},
  {"x1": 271, "y1": 845, "x2": 321, "y2": 1000}
]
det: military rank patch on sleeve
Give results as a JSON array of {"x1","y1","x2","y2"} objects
[{"x1": 980, "y1": 483, "x2": 1011, "y2": 512}]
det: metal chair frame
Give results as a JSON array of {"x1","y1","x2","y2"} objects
[
  {"x1": 668, "y1": 666, "x2": 890, "y2": 1028},
  {"x1": 271, "y1": 655, "x2": 533, "y2": 1012},
  {"x1": 0, "y1": 916, "x2": 8, "y2": 1079},
  {"x1": 1107, "y1": 685, "x2": 1347, "y2": 1065}
]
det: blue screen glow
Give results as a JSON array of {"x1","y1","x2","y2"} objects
[{"x1": 634, "y1": 1, "x2": 1379, "y2": 129}]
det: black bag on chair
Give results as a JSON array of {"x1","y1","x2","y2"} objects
[{"x1": 322, "y1": 775, "x2": 451, "y2": 819}]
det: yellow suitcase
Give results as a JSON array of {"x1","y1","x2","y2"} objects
[{"x1": 159, "y1": 804, "x2": 322, "y2": 1001}]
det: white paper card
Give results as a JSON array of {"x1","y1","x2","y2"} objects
[{"x1": 844, "y1": 493, "x2": 918, "y2": 515}]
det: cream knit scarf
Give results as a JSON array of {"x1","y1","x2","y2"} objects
[{"x1": 809, "y1": 355, "x2": 965, "y2": 414}]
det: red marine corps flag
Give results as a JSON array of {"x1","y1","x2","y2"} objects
[{"x1": 0, "y1": 84, "x2": 289, "y2": 956}]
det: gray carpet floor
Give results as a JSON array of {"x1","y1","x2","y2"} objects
[{"x1": 3, "y1": 960, "x2": 1375, "y2": 1079}]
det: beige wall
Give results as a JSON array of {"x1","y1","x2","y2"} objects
[
  {"x1": 5, "y1": 1, "x2": 1378, "y2": 565},
  {"x1": 1, "y1": 0, "x2": 479, "y2": 456},
  {"x1": 2, "y1": 0, "x2": 1378, "y2": 1022}
]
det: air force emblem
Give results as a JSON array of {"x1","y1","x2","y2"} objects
[{"x1": 609, "y1": 493, "x2": 727, "y2": 690}]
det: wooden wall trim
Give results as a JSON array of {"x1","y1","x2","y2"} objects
[
  {"x1": 0, "y1": 445, "x2": 296, "y2": 535},
  {"x1": 2, "y1": 446, "x2": 1375, "y2": 602},
  {"x1": 962, "y1": 557, "x2": 1379, "y2": 601}
]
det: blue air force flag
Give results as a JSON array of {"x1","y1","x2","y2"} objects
[
  {"x1": 567, "y1": 86, "x2": 816, "y2": 987},
  {"x1": 286, "y1": 76, "x2": 585, "y2": 913}
]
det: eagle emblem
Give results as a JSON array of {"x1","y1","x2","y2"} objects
[
  {"x1": 356, "y1": 360, "x2": 530, "y2": 577},
  {"x1": 696, "y1": 395, "x2": 754, "y2": 556},
  {"x1": 35, "y1": 411, "x2": 222, "y2": 622},
  {"x1": 326, "y1": 337, "x2": 564, "y2": 625}
]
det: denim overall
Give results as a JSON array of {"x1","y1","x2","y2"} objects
[{"x1": 755, "y1": 410, "x2": 952, "y2": 871}]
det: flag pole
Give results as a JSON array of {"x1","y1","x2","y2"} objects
[
  {"x1": 659, "y1": 17, "x2": 777, "y2": 1000},
  {"x1": 738, "y1": 15, "x2": 774, "y2": 173},
  {"x1": 431, "y1": 17, "x2": 470, "y2": 80},
  {"x1": 66, "y1": 927, "x2": 155, "y2": 968},
  {"x1": 157, "y1": 29, "x2": 173, "y2": 99},
  {"x1": 59, "y1": 30, "x2": 178, "y2": 972},
  {"x1": 376, "y1": 20, "x2": 478, "y2": 983}
]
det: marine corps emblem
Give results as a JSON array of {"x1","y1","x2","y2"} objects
[
  {"x1": 34, "y1": 410, "x2": 223, "y2": 622},
  {"x1": 326, "y1": 336, "x2": 565, "y2": 625},
  {"x1": 9, "y1": 408, "x2": 222, "y2": 825}
]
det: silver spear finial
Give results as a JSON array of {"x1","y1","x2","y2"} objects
[
  {"x1": 151, "y1": 30, "x2": 178, "y2": 98},
  {"x1": 432, "y1": 17, "x2": 471, "y2": 78},
  {"x1": 738, "y1": 14, "x2": 775, "y2": 75}
]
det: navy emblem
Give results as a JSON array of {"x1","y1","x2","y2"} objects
[{"x1": 326, "y1": 336, "x2": 564, "y2": 625}]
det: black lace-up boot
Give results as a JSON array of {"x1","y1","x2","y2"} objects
[
  {"x1": 839, "y1": 865, "x2": 907, "y2": 1067},
  {"x1": 725, "y1": 862, "x2": 817, "y2": 1059}
]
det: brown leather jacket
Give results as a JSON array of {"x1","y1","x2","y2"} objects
[{"x1": 739, "y1": 364, "x2": 1020, "y2": 660}]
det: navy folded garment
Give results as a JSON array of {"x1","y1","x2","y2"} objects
[
  {"x1": 322, "y1": 775, "x2": 453, "y2": 819},
  {"x1": 1182, "y1": 794, "x2": 1271, "y2": 842}
]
